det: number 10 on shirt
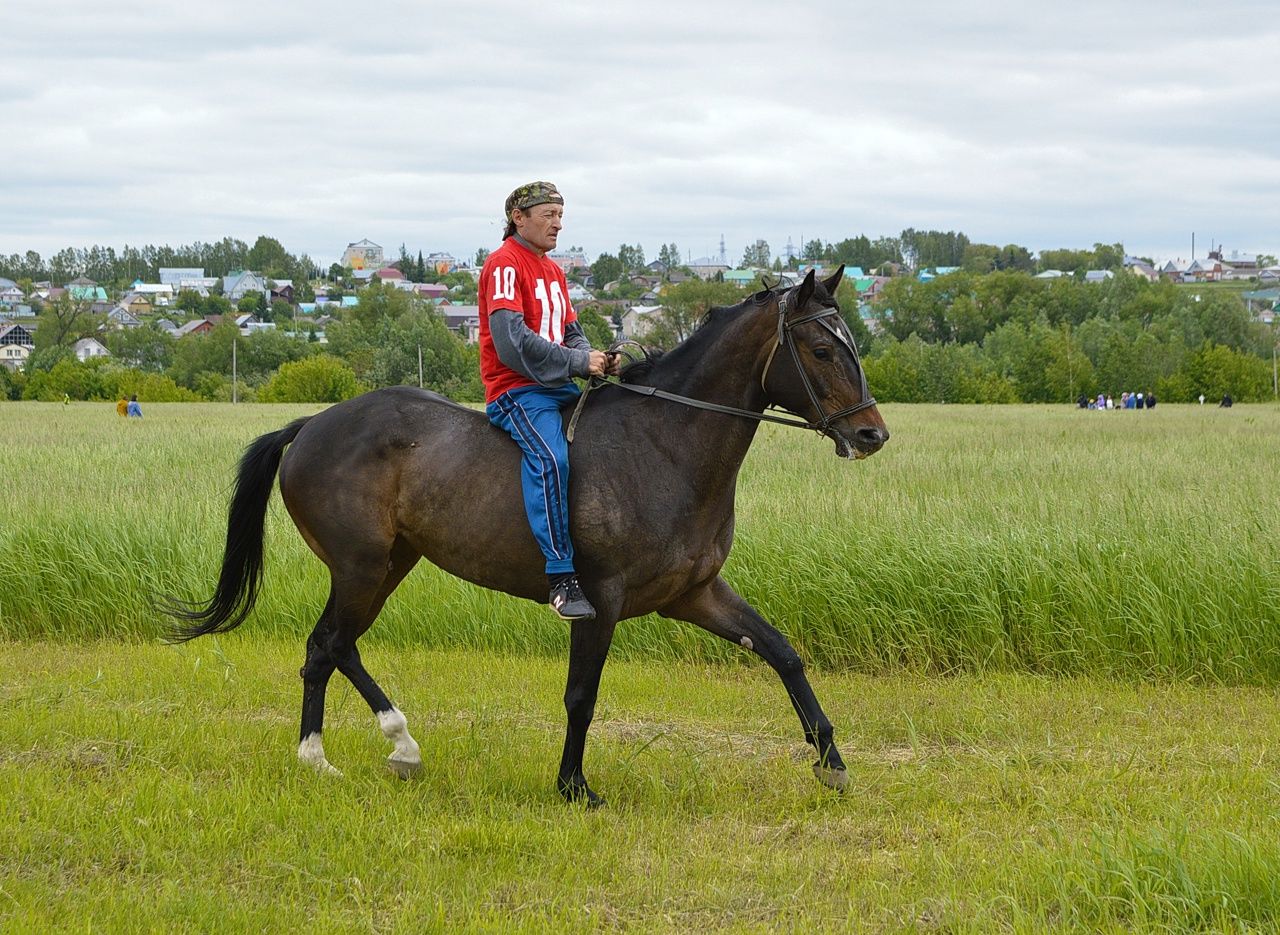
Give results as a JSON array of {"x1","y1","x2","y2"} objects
[{"x1": 490, "y1": 268, "x2": 567, "y2": 343}]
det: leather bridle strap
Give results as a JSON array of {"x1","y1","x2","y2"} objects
[{"x1": 566, "y1": 287, "x2": 877, "y2": 442}]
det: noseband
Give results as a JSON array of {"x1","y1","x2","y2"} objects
[{"x1": 567, "y1": 285, "x2": 877, "y2": 443}]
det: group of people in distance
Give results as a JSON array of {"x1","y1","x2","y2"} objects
[{"x1": 1078, "y1": 391, "x2": 1157, "y2": 411}]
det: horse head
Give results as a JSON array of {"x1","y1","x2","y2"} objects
[{"x1": 760, "y1": 266, "x2": 889, "y2": 459}]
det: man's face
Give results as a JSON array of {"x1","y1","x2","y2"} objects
[{"x1": 513, "y1": 203, "x2": 563, "y2": 254}]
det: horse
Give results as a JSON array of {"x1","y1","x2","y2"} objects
[{"x1": 165, "y1": 265, "x2": 889, "y2": 804}]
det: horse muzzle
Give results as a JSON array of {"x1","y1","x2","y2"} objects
[{"x1": 833, "y1": 425, "x2": 890, "y2": 460}]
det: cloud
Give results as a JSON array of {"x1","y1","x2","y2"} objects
[{"x1": 3, "y1": 0, "x2": 1278, "y2": 267}]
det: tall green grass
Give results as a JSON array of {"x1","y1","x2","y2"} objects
[{"x1": 2, "y1": 401, "x2": 1277, "y2": 682}]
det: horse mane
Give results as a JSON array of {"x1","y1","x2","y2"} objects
[{"x1": 618, "y1": 287, "x2": 780, "y2": 385}]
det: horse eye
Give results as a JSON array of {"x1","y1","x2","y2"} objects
[{"x1": 813, "y1": 346, "x2": 832, "y2": 361}]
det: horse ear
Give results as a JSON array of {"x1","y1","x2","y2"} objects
[
  {"x1": 794, "y1": 268, "x2": 817, "y2": 311},
  {"x1": 822, "y1": 264, "x2": 845, "y2": 295}
]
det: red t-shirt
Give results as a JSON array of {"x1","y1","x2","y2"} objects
[{"x1": 478, "y1": 237, "x2": 578, "y2": 402}]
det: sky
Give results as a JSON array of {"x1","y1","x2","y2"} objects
[{"x1": 4, "y1": 1, "x2": 1278, "y2": 270}]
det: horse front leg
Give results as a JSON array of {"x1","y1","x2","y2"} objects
[
  {"x1": 557, "y1": 617, "x2": 618, "y2": 806},
  {"x1": 661, "y1": 576, "x2": 849, "y2": 791}
]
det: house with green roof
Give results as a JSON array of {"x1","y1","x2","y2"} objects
[{"x1": 66, "y1": 276, "x2": 108, "y2": 303}]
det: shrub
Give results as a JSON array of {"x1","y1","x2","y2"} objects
[{"x1": 258, "y1": 355, "x2": 362, "y2": 403}]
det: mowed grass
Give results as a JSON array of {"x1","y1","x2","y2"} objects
[
  {"x1": 1, "y1": 401, "x2": 1278, "y2": 681},
  {"x1": 5, "y1": 639, "x2": 1280, "y2": 932}
]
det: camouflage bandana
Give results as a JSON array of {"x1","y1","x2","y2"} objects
[{"x1": 504, "y1": 181, "x2": 564, "y2": 221}]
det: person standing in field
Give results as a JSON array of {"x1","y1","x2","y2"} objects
[
  {"x1": 478, "y1": 181, "x2": 618, "y2": 622},
  {"x1": 116, "y1": 397, "x2": 128, "y2": 417},
  {"x1": 127, "y1": 395, "x2": 143, "y2": 418}
]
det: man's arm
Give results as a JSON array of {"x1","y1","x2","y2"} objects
[
  {"x1": 563, "y1": 320, "x2": 592, "y2": 352},
  {"x1": 490, "y1": 309, "x2": 592, "y2": 386}
]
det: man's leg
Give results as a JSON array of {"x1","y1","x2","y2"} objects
[{"x1": 487, "y1": 385, "x2": 595, "y2": 620}]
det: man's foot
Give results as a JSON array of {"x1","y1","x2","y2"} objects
[{"x1": 549, "y1": 575, "x2": 596, "y2": 621}]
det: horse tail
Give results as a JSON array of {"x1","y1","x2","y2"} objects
[{"x1": 161, "y1": 416, "x2": 312, "y2": 643}]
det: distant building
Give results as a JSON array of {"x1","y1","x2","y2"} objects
[
  {"x1": 441, "y1": 304, "x2": 480, "y2": 343},
  {"x1": 0, "y1": 322, "x2": 35, "y2": 348},
  {"x1": 72, "y1": 337, "x2": 110, "y2": 361},
  {"x1": 223, "y1": 271, "x2": 268, "y2": 301},
  {"x1": 618, "y1": 304, "x2": 663, "y2": 340},
  {"x1": 426, "y1": 251, "x2": 457, "y2": 275},
  {"x1": 159, "y1": 267, "x2": 205, "y2": 285},
  {"x1": 0, "y1": 343, "x2": 29, "y2": 371},
  {"x1": 342, "y1": 239, "x2": 384, "y2": 271},
  {"x1": 548, "y1": 248, "x2": 587, "y2": 273}
]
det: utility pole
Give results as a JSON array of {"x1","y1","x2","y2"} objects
[
  {"x1": 232, "y1": 336, "x2": 238, "y2": 404},
  {"x1": 418, "y1": 344, "x2": 424, "y2": 388}
]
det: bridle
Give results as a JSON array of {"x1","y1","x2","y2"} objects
[
  {"x1": 760, "y1": 288, "x2": 879, "y2": 432},
  {"x1": 567, "y1": 285, "x2": 877, "y2": 442}
]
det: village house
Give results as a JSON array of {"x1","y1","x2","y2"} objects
[
  {"x1": 342, "y1": 239, "x2": 384, "y2": 270},
  {"x1": 441, "y1": 305, "x2": 480, "y2": 343},
  {"x1": 618, "y1": 304, "x2": 663, "y2": 340},
  {"x1": 66, "y1": 276, "x2": 109, "y2": 303},
  {"x1": 104, "y1": 305, "x2": 143, "y2": 329},
  {"x1": 426, "y1": 251, "x2": 457, "y2": 275},
  {"x1": 548, "y1": 248, "x2": 587, "y2": 273},
  {"x1": 72, "y1": 337, "x2": 110, "y2": 361},
  {"x1": 222, "y1": 271, "x2": 268, "y2": 302},
  {"x1": 0, "y1": 342, "x2": 30, "y2": 370}
]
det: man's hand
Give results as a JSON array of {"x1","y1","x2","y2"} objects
[
  {"x1": 587, "y1": 350, "x2": 609, "y2": 377},
  {"x1": 605, "y1": 350, "x2": 622, "y2": 376}
]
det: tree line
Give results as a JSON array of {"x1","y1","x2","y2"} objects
[{"x1": 3, "y1": 231, "x2": 1276, "y2": 405}]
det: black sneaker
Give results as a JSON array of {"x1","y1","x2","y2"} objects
[{"x1": 549, "y1": 575, "x2": 596, "y2": 621}]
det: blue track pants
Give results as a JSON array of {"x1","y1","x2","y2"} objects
[{"x1": 486, "y1": 384, "x2": 580, "y2": 575}]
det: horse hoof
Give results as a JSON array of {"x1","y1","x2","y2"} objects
[
  {"x1": 558, "y1": 779, "x2": 605, "y2": 808},
  {"x1": 386, "y1": 757, "x2": 422, "y2": 780},
  {"x1": 305, "y1": 759, "x2": 343, "y2": 778},
  {"x1": 812, "y1": 762, "x2": 849, "y2": 792}
]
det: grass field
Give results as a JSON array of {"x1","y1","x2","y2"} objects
[
  {"x1": 5, "y1": 639, "x2": 1280, "y2": 932},
  {"x1": 2, "y1": 400, "x2": 1279, "y2": 931},
  {"x1": 1, "y1": 401, "x2": 1277, "y2": 680}
]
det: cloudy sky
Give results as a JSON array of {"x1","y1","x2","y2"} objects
[{"x1": 4, "y1": 1, "x2": 1278, "y2": 269}]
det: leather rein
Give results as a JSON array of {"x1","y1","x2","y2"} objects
[{"x1": 567, "y1": 288, "x2": 877, "y2": 442}]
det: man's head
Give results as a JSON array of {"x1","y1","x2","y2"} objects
[{"x1": 503, "y1": 181, "x2": 564, "y2": 254}]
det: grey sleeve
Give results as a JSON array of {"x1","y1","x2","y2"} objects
[
  {"x1": 563, "y1": 320, "x2": 593, "y2": 351},
  {"x1": 490, "y1": 309, "x2": 592, "y2": 386}
]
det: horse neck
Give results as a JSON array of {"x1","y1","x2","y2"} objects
[{"x1": 635, "y1": 302, "x2": 776, "y2": 475}]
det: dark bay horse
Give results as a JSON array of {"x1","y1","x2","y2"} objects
[{"x1": 167, "y1": 266, "x2": 889, "y2": 803}]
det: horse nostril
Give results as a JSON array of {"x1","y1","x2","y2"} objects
[{"x1": 855, "y1": 426, "x2": 888, "y2": 449}]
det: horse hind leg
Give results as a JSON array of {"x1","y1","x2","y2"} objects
[
  {"x1": 298, "y1": 589, "x2": 342, "y2": 776},
  {"x1": 326, "y1": 538, "x2": 424, "y2": 778}
]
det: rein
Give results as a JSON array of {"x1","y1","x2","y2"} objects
[{"x1": 567, "y1": 289, "x2": 877, "y2": 442}]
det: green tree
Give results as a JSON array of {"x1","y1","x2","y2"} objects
[
  {"x1": 644, "y1": 279, "x2": 745, "y2": 349},
  {"x1": 104, "y1": 323, "x2": 174, "y2": 370},
  {"x1": 175, "y1": 289, "x2": 203, "y2": 313},
  {"x1": 247, "y1": 235, "x2": 295, "y2": 279},
  {"x1": 576, "y1": 306, "x2": 615, "y2": 349},
  {"x1": 35, "y1": 294, "x2": 101, "y2": 349},
  {"x1": 617, "y1": 244, "x2": 646, "y2": 271},
  {"x1": 259, "y1": 356, "x2": 362, "y2": 403},
  {"x1": 591, "y1": 253, "x2": 624, "y2": 289},
  {"x1": 740, "y1": 239, "x2": 770, "y2": 268}
]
